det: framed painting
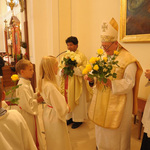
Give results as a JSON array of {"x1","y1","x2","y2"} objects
[{"x1": 120, "y1": 0, "x2": 150, "y2": 42}]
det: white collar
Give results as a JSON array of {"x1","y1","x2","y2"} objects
[{"x1": 19, "y1": 77, "x2": 31, "y2": 85}]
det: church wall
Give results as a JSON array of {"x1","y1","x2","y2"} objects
[
  {"x1": 59, "y1": 0, "x2": 72, "y2": 53},
  {"x1": 27, "y1": 0, "x2": 60, "y2": 84}
]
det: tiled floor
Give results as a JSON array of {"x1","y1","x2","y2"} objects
[
  {"x1": 38, "y1": 104, "x2": 143, "y2": 150},
  {"x1": 131, "y1": 122, "x2": 142, "y2": 150}
]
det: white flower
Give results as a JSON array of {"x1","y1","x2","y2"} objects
[
  {"x1": 65, "y1": 50, "x2": 76, "y2": 58},
  {"x1": 63, "y1": 51, "x2": 81, "y2": 64},
  {"x1": 75, "y1": 54, "x2": 81, "y2": 64}
]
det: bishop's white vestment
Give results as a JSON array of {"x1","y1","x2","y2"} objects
[
  {"x1": 16, "y1": 78, "x2": 44, "y2": 150},
  {"x1": 88, "y1": 49, "x2": 143, "y2": 150},
  {"x1": 0, "y1": 109, "x2": 37, "y2": 150},
  {"x1": 41, "y1": 80, "x2": 72, "y2": 150},
  {"x1": 95, "y1": 63, "x2": 137, "y2": 150}
]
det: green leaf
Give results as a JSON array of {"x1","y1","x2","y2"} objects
[
  {"x1": 112, "y1": 73, "x2": 117, "y2": 78},
  {"x1": 5, "y1": 84, "x2": 22, "y2": 96},
  {"x1": 88, "y1": 74, "x2": 94, "y2": 79},
  {"x1": 6, "y1": 91, "x2": 12, "y2": 95},
  {"x1": 103, "y1": 78, "x2": 107, "y2": 83},
  {"x1": 8, "y1": 97, "x2": 20, "y2": 105}
]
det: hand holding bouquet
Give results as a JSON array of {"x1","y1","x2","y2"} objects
[{"x1": 82, "y1": 49, "x2": 119, "y2": 84}]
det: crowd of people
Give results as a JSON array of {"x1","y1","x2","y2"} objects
[{"x1": 0, "y1": 17, "x2": 149, "y2": 150}]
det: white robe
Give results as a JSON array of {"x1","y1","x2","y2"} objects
[
  {"x1": 0, "y1": 109, "x2": 37, "y2": 150},
  {"x1": 59, "y1": 50, "x2": 90, "y2": 122},
  {"x1": 142, "y1": 94, "x2": 150, "y2": 137},
  {"x1": 66, "y1": 77, "x2": 89, "y2": 122},
  {"x1": 59, "y1": 67, "x2": 89, "y2": 122},
  {"x1": 16, "y1": 78, "x2": 44, "y2": 150},
  {"x1": 41, "y1": 80, "x2": 72, "y2": 150},
  {"x1": 95, "y1": 63, "x2": 137, "y2": 150},
  {"x1": 2, "y1": 101, "x2": 21, "y2": 112}
]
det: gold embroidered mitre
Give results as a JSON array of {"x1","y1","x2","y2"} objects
[{"x1": 101, "y1": 18, "x2": 118, "y2": 42}]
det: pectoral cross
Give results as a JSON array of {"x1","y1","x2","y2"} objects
[{"x1": 102, "y1": 22, "x2": 108, "y2": 32}]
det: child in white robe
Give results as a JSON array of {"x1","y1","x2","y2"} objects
[
  {"x1": 0, "y1": 86, "x2": 37, "y2": 150},
  {"x1": 15, "y1": 59, "x2": 44, "y2": 150},
  {"x1": 38, "y1": 56, "x2": 72, "y2": 150}
]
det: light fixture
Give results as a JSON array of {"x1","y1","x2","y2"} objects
[
  {"x1": 5, "y1": 0, "x2": 24, "y2": 12},
  {"x1": 5, "y1": 0, "x2": 19, "y2": 11}
]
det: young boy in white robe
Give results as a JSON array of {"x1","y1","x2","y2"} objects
[
  {"x1": 0, "y1": 86, "x2": 37, "y2": 150},
  {"x1": 38, "y1": 56, "x2": 72, "y2": 150},
  {"x1": 15, "y1": 59, "x2": 44, "y2": 150}
]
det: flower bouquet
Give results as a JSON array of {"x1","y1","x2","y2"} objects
[
  {"x1": 6, "y1": 74, "x2": 22, "y2": 108},
  {"x1": 61, "y1": 50, "x2": 81, "y2": 77},
  {"x1": 82, "y1": 49, "x2": 119, "y2": 83}
]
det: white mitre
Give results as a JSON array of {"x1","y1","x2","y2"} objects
[{"x1": 100, "y1": 18, "x2": 118, "y2": 42}]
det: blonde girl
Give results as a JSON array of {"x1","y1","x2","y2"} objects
[{"x1": 38, "y1": 56, "x2": 72, "y2": 150}]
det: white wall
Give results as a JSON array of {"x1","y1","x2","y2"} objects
[{"x1": 27, "y1": 0, "x2": 60, "y2": 82}]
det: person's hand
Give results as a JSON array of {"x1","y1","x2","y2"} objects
[
  {"x1": 67, "y1": 104, "x2": 71, "y2": 113},
  {"x1": 37, "y1": 92, "x2": 41, "y2": 97},
  {"x1": 61, "y1": 69, "x2": 64, "y2": 76},
  {"x1": 37, "y1": 96, "x2": 44, "y2": 103},
  {"x1": 84, "y1": 75, "x2": 93, "y2": 82},
  {"x1": 102, "y1": 79, "x2": 112, "y2": 88},
  {"x1": 61, "y1": 69, "x2": 64, "y2": 73},
  {"x1": 145, "y1": 69, "x2": 150, "y2": 80}
]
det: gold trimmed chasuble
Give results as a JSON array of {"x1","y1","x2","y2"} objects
[{"x1": 88, "y1": 48, "x2": 143, "y2": 129}]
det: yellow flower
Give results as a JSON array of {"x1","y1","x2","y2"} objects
[
  {"x1": 97, "y1": 49, "x2": 103, "y2": 55},
  {"x1": 89, "y1": 57, "x2": 97, "y2": 64},
  {"x1": 82, "y1": 68, "x2": 88, "y2": 75},
  {"x1": 114, "y1": 50, "x2": 119, "y2": 55},
  {"x1": 86, "y1": 64, "x2": 92, "y2": 72},
  {"x1": 11, "y1": 74, "x2": 19, "y2": 82},
  {"x1": 96, "y1": 57, "x2": 100, "y2": 61},
  {"x1": 103, "y1": 68, "x2": 107, "y2": 72},
  {"x1": 71, "y1": 57, "x2": 75, "y2": 61},
  {"x1": 93, "y1": 65, "x2": 99, "y2": 71},
  {"x1": 103, "y1": 57, "x2": 108, "y2": 62},
  {"x1": 105, "y1": 64, "x2": 108, "y2": 67}
]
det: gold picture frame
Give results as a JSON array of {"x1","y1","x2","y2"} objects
[{"x1": 120, "y1": 0, "x2": 150, "y2": 42}]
